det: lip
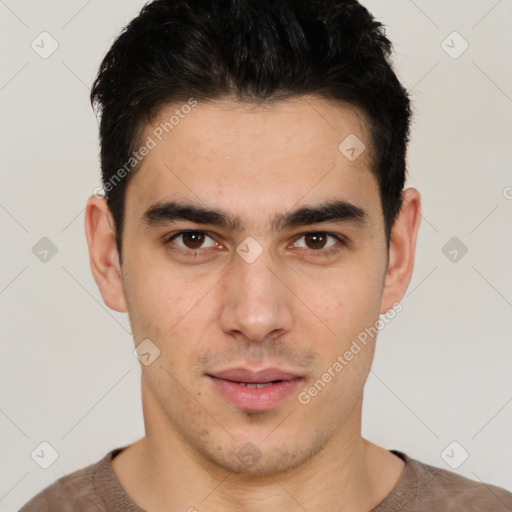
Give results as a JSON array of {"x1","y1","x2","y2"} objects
[
  {"x1": 210, "y1": 367, "x2": 302, "y2": 383},
  {"x1": 207, "y1": 367, "x2": 303, "y2": 412}
]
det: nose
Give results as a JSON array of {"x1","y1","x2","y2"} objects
[{"x1": 218, "y1": 246, "x2": 295, "y2": 344}]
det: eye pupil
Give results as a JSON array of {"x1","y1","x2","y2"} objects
[
  {"x1": 183, "y1": 231, "x2": 205, "y2": 249},
  {"x1": 306, "y1": 233, "x2": 327, "y2": 250}
]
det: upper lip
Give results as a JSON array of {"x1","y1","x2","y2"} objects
[{"x1": 208, "y1": 367, "x2": 303, "y2": 383}]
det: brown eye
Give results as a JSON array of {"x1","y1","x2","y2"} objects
[
  {"x1": 181, "y1": 231, "x2": 206, "y2": 249},
  {"x1": 294, "y1": 232, "x2": 339, "y2": 251},
  {"x1": 168, "y1": 231, "x2": 217, "y2": 252},
  {"x1": 304, "y1": 233, "x2": 328, "y2": 250}
]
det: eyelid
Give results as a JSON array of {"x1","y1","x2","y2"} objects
[
  {"x1": 292, "y1": 231, "x2": 345, "y2": 243},
  {"x1": 168, "y1": 230, "x2": 216, "y2": 245}
]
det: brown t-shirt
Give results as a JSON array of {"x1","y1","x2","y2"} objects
[{"x1": 19, "y1": 447, "x2": 512, "y2": 511}]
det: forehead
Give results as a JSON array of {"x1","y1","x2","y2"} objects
[{"x1": 125, "y1": 95, "x2": 381, "y2": 227}]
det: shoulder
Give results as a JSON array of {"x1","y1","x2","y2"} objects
[
  {"x1": 18, "y1": 451, "x2": 113, "y2": 512},
  {"x1": 402, "y1": 451, "x2": 512, "y2": 511}
]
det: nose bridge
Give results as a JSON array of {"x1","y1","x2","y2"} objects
[{"x1": 220, "y1": 242, "x2": 294, "y2": 341}]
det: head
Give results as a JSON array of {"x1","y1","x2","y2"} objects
[
  {"x1": 91, "y1": 0, "x2": 412, "y2": 262},
  {"x1": 86, "y1": 0, "x2": 420, "y2": 476}
]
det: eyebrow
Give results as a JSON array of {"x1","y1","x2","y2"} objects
[{"x1": 142, "y1": 199, "x2": 368, "y2": 232}]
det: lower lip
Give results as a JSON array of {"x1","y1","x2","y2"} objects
[{"x1": 208, "y1": 376, "x2": 303, "y2": 411}]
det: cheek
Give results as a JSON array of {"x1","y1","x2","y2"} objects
[
  {"x1": 302, "y1": 282, "x2": 380, "y2": 404},
  {"x1": 301, "y1": 267, "x2": 383, "y2": 345},
  {"x1": 125, "y1": 263, "x2": 220, "y2": 369},
  {"x1": 123, "y1": 259, "x2": 189, "y2": 339}
]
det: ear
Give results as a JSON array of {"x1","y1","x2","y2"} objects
[
  {"x1": 84, "y1": 195, "x2": 127, "y2": 313},
  {"x1": 380, "y1": 188, "x2": 421, "y2": 314}
]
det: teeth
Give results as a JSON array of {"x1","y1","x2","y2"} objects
[{"x1": 241, "y1": 382, "x2": 275, "y2": 388}]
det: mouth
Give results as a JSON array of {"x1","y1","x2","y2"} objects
[
  {"x1": 236, "y1": 381, "x2": 282, "y2": 388},
  {"x1": 207, "y1": 367, "x2": 304, "y2": 411}
]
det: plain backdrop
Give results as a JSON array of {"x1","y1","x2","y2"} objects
[{"x1": 1, "y1": 1, "x2": 511, "y2": 510}]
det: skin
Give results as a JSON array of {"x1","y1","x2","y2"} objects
[{"x1": 85, "y1": 95, "x2": 421, "y2": 512}]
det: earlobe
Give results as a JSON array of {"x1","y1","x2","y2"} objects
[
  {"x1": 84, "y1": 195, "x2": 127, "y2": 313},
  {"x1": 380, "y1": 188, "x2": 421, "y2": 315}
]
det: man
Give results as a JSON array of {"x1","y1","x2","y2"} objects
[{"x1": 20, "y1": 0, "x2": 512, "y2": 510}]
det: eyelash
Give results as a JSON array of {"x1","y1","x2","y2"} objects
[{"x1": 164, "y1": 230, "x2": 346, "y2": 258}]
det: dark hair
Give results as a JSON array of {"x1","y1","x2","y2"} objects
[{"x1": 90, "y1": 0, "x2": 412, "y2": 263}]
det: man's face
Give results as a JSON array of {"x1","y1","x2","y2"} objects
[{"x1": 118, "y1": 96, "x2": 392, "y2": 475}]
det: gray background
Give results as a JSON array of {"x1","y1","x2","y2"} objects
[{"x1": 1, "y1": 1, "x2": 511, "y2": 510}]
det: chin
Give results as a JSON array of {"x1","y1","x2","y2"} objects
[{"x1": 200, "y1": 437, "x2": 324, "y2": 477}]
